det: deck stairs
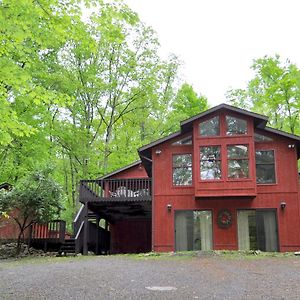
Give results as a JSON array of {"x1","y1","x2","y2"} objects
[
  {"x1": 58, "y1": 212, "x2": 97, "y2": 256},
  {"x1": 59, "y1": 238, "x2": 76, "y2": 256}
]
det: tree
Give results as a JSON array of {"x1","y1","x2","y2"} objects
[
  {"x1": 0, "y1": 0, "x2": 208, "y2": 226},
  {"x1": 166, "y1": 83, "x2": 209, "y2": 131},
  {"x1": 226, "y1": 55, "x2": 300, "y2": 135},
  {"x1": 0, "y1": 168, "x2": 63, "y2": 253},
  {"x1": 0, "y1": 0, "x2": 79, "y2": 146},
  {"x1": 0, "y1": 0, "x2": 84, "y2": 201},
  {"x1": 49, "y1": 1, "x2": 180, "y2": 207}
]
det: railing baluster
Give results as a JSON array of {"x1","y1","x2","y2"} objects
[
  {"x1": 46, "y1": 222, "x2": 49, "y2": 239},
  {"x1": 53, "y1": 221, "x2": 56, "y2": 238},
  {"x1": 48, "y1": 222, "x2": 51, "y2": 239},
  {"x1": 38, "y1": 223, "x2": 41, "y2": 239}
]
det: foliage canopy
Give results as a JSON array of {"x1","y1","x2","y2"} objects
[{"x1": 226, "y1": 55, "x2": 300, "y2": 135}]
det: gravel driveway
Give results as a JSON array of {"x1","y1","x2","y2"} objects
[{"x1": 1, "y1": 254, "x2": 300, "y2": 299}]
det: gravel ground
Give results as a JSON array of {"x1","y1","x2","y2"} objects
[{"x1": 1, "y1": 254, "x2": 300, "y2": 299}]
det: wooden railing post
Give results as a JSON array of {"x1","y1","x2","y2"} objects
[
  {"x1": 95, "y1": 214, "x2": 100, "y2": 255},
  {"x1": 83, "y1": 203, "x2": 89, "y2": 255},
  {"x1": 59, "y1": 220, "x2": 66, "y2": 243}
]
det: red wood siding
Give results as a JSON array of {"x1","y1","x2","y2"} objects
[
  {"x1": 109, "y1": 163, "x2": 148, "y2": 179},
  {"x1": 109, "y1": 218, "x2": 151, "y2": 253},
  {"x1": 152, "y1": 193, "x2": 300, "y2": 252},
  {"x1": 0, "y1": 209, "x2": 29, "y2": 240},
  {"x1": 151, "y1": 108, "x2": 300, "y2": 252},
  {"x1": 0, "y1": 216, "x2": 20, "y2": 240}
]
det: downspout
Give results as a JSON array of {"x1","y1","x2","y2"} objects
[{"x1": 151, "y1": 151, "x2": 155, "y2": 252}]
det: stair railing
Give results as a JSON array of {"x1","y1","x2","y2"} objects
[
  {"x1": 73, "y1": 204, "x2": 85, "y2": 254},
  {"x1": 79, "y1": 180, "x2": 104, "y2": 202}
]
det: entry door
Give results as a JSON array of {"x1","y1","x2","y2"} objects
[
  {"x1": 175, "y1": 210, "x2": 212, "y2": 251},
  {"x1": 237, "y1": 210, "x2": 278, "y2": 251}
]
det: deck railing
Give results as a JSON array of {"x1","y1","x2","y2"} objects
[
  {"x1": 29, "y1": 220, "x2": 66, "y2": 244},
  {"x1": 79, "y1": 178, "x2": 152, "y2": 202}
]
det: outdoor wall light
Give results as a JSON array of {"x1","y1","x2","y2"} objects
[
  {"x1": 167, "y1": 204, "x2": 172, "y2": 211},
  {"x1": 288, "y1": 144, "x2": 295, "y2": 148},
  {"x1": 155, "y1": 149, "x2": 162, "y2": 155},
  {"x1": 280, "y1": 201, "x2": 286, "y2": 209}
]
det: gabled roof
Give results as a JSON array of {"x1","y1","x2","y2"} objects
[
  {"x1": 138, "y1": 103, "x2": 300, "y2": 176},
  {"x1": 180, "y1": 103, "x2": 268, "y2": 133},
  {"x1": 264, "y1": 127, "x2": 300, "y2": 157},
  {"x1": 98, "y1": 160, "x2": 142, "y2": 180},
  {"x1": 139, "y1": 103, "x2": 269, "y2": 155},
  {"x1": 138, "y1": 131, "x2": 181, "y2": 154},
  {"x1": 264, "y1": 126, "x2": 300, "y2": 141}
]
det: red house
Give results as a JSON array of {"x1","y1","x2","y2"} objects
[{"x1": 77, "y1": 104, "x2": 300, "y2": 254}]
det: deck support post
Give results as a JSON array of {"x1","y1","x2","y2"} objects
[
  {"x1": 83, "y1": 202, "x2": 89, "y2": 255},
  {"x1": 96, "y1": 214, "x2": 100, "y2": 255},
  {"x1": 27, "y1": 224, "x2": 33, "y2": 248}
]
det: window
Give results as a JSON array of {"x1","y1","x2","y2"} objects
[
  {"x1": 254, "y1": 132, "x2": 273, "y2": 142},
  {"x1": 226, "y1": 115, "x2": 247, "y2": 135},
  {"x1": 172, "y1": 154, "x2": 192, "y2": 185},
  {"x1": 227, "y1": 145, "x2": 249, "y2": 179},
  {"x1": 200, "y1": 146, "x2": 221, "y2": 180},
  {"x1": 255, "y1": 150, "x2": 276, "y2": 184},
  {"x1": 175, "y1": 210, "x2": 212, "y2": 251},
  {"x1": 172, "y1": 135, "x2": 192, "y2": 145},
  {"x1": 199, "y1": 116, "x2": 220, "y2": 136},
  {"x1": 237, "y1": 210, "x2": 278, "y2": 252}
]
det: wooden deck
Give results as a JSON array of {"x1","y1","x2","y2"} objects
[
  {"x1": 79, "y1": 178, "x2": 152, "y2": 203},
  {"x1": 28, "y1": 178, "x2": 152, "y2": 255},
  {"x1": 28, "y1": 220, "x2": 66, "y2": 251}
]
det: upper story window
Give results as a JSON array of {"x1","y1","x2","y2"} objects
[
  {"x1": 255, "y1": 150, "x2": 276, "y2": 184},
  {"x1": 200, "y1": 146, "x2": 221, "y2": 180},
  {"x1": 173, "y1": 154, "x2": 192, "y2": 186},
  {"x1": 227, "y1": 145, "x2": 249, "y2": 179},
  {"x1": 199, "y1": 116, "x2": 220, "y2": 136},
  {"x1": 254, "y1": 133, "x2": 273, "y2": 142},
  {"x1": 172, "y1": 135, "x2": 192, "y2": 145},
  {"x1": 226, "y1": 116, "x2": 247, "y2": 135}
]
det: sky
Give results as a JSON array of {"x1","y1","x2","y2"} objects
[{"x1": 124, "y1": 0, "x2": 300, "y2": 106}]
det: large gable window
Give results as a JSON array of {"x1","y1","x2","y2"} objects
[
  {"x1": 255, "y1": 150, "x2": 276, "y2": 184},
  {"x1": 227, "y1": 145, "x2": 249, "y2": 179},
  {"x1": 200, "y1": 146, "x2": 221, "y2": 180},
  {"x1": 199, "y1": 116, "x2": 220, "y2": 136},
  {"x1": 173, "y1": 154, "x2": 192, "y2": 186},
  {"x1": 226, "y1": 115, "x2": 247, "y2": 135}
]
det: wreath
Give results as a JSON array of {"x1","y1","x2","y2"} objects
[{"x1": 217, "y1": 209, "x2": 232, "y2": 228}]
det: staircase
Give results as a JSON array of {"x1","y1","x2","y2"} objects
[{"x1": 58, "y1": 238, "x2": 76, "y2": 256}]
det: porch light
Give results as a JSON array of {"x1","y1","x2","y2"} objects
[
  {"x1": 280, "y1": 201, "x2": 286, "y2": 209},
  {"x1": 155, "y1": 149, "x2": 162, "y2": 155},
  {"x1": 167, "y1": 204, "x2": 172, "y2": 211}
]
